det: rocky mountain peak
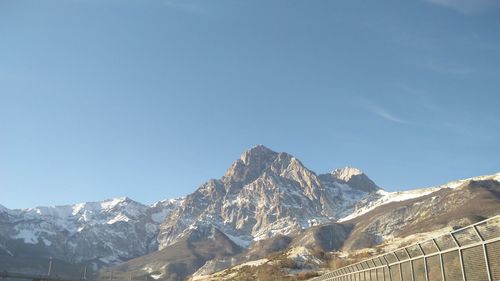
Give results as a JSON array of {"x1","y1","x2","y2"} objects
[
  {"x1": 0, "y1": 204, "x2": 8, "y2": 212},
  {"x1": 222, "y1": 146, "x2": 317, "y2": 193},
  {"x1": 223, "y1": 145, "x2": 279, "y2": 187},
  {"x1": 158, "y1": 146, "x2": 382, "y2": 249},
  {"x1": 331, "y1": 166, "x2": 364, "y2": 181},
  {"x1": 319, "y1": 166, "x2": 379, "y2": 193},
  {"x1": 240, "y1": 145, "x2": 278, "y2": 165}
]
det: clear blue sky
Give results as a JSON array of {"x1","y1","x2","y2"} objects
[{"x1": 1, "y1": 0, "x2": 499, "y2": 209}]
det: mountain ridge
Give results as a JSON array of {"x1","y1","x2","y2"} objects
[{"x1": 0, "y1": 145, "x2": 498, "y2": 280}]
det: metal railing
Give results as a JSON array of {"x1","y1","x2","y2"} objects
[{"x1": 312, "y1": 215, "x2": 500, "y2": 281}]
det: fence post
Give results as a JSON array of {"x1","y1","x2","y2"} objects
[
  {"x1": 404, "y1": 247, "x2": 415, "y2": 281},
  {"x1": 432, "y1": 239, "x2": 446, "y2": 281},
  {"x1": 417, "y1": 243, "x2": 429, "y2": 281},
  {"x1": 383, "y1": 255, "x2": 393, "y2": 281},
  {"x1": 450, "y1": 233, "x2": 466, "y2": 281},
  {"x1": 378, "y1": 257, "x2": 386, "y2": 281},
  {"x1": 473, "y1": 225, "x2": 493, "y2": 281},
  {"x1": 392, "y1": 252, "x2": 403, "y2": 281}
]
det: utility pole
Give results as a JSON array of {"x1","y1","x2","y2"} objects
[
  {"x1": 82, "y1": 266, "x2": 87, "y2": 281},
  {"x1": 48, "y1": 258, "x2": 53, "y2": 276}
]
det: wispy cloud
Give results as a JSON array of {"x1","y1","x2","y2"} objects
[
  {"x1": 398, "y1": 84, "x2": 441, "y2": 112},
  {"x1": 422, "y1": 0, "x2": 500, "y2": 14},
  {"x1": 361, "y1": 101, "x2": 407, "y2": 124}
]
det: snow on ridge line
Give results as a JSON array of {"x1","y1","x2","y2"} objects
[
  {"x1": 338, "y1": 188, "x2": 438, "y2": 222},
  {"x1": 100, "y1": 197, "x2": 133, "y2": 210},
  {"x1": 417, "y1": 172, "x2": 500, "y2": 191},
  {"x1": 331, "y1": 166, "x2": 364, "y2": 181},
  {"x1": 339, "y1": 172, "x2": 500, "y2": 222},
  {"x1": 8, "y1": 197, "x2": 149, "y2": 220},
  {"x1": 150, "y1": 197, "x2": 185, "y2": 208}
]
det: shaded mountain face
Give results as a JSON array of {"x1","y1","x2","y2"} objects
[
  {"x1": 0, "y1": 198, "x2": 183, "y2": 269},
  {"x1": 157, "y1": 145, "x2": 379, "y2": 249},
  {"x1": 291, "y1": 223, "x2": 354, "y2": 252},
  {"x1": 101, "y1": 224, "x2": 242, "y2": 281}
]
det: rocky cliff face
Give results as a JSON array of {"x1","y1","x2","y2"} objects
[{"x1": 157, "y1": 145, "x2": 379, "y2": 249}]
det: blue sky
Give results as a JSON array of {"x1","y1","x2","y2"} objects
[{"x1": 1, "y1": 0, "x2": 499, "y2": 209}]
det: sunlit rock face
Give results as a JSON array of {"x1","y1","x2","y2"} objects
[{"x1": 157, "y1": 145, "x2": 379, "y2": 249}]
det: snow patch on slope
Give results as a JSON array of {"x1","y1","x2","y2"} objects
[
  {"x1": 287, "y1": 246, "x2": 323, "y2": 266},
  {"x1": 150, "y1": 198, "x2": 184, "y2": 223},
  {"x1": 14, "y1": 229, "x2": 38, "y2": 244}
]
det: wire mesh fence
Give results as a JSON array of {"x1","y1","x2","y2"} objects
[{"x1": 312, "y1": 215, "x2": 500, "y2": 281}]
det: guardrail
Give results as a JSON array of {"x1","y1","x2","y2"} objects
[{"x1": 312, "y1": 215, "x2": 500, "y2": 281}]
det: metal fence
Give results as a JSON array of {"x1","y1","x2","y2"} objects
[{"x1": 312, "y1": 215, "x2": 500, "y2": 281}]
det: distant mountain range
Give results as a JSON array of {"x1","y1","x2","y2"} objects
[{"x1": 1, "y1": 145, "x2": 499, "y2": 281}]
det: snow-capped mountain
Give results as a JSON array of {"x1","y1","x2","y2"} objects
[
  {"x1": 1, "y1": 145, "x2": 498, "y2": 281},
  {"x1": 157, "y1": 145, "x2": 380, "y2": 249},
  {"x1": 0, "y1": 145, "x2": 381, "y2": 272},
  {"x1": 0, "y1": 197, "x2": 183, "y2": 267}
]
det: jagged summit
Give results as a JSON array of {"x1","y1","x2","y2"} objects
[
  {"x1": 331, "y1": 166, "x2": 364, "y2": 181},
  {"x1": 222, "y1": 145, "x2": 314, "y2": 190},
  {"x1": 224, "y1": 145, "x2": 279, "y2": 186},
  {"x1": 240, "y1": 144, "x2": 278, "y2": 163},
  {"x1": 319, "y1": 166, "x2": 379, "y2": 193}
]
